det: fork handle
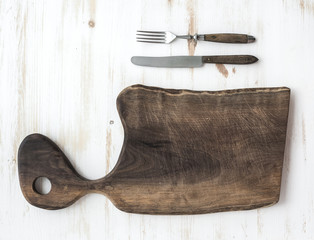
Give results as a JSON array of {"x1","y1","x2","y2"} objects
[{"x1": 203, "y1": 34, "x2": 255, "y2": 43}]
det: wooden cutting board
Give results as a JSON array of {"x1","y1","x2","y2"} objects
[{"x1": 18, "y1": 85, "x2": 290, "y2": 214}]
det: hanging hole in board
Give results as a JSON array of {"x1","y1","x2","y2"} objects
[{"x1": 33, "y1": 177, "x2": 52, "y2": 195}]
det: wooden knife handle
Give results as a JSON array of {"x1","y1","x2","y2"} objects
[
  {"x1": 203, "y1": 34, "x2": 255, "y2": 43},
  {"x1": 202, "y1": 55, "x2": 258, "y2": 65}
]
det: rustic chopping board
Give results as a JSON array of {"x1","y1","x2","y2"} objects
[{"x1": 18, "y1": 85, "x2": 290, "y2": 214}]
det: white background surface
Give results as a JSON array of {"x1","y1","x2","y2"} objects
[{"x1": 0, "y1": 0, "x2": 313, "y2": 239}]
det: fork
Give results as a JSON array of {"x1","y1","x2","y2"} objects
[{"x1": 136, "y1": 30, "x2": 255, "y2": 44}]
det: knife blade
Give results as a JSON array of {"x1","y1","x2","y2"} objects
[{"x1": 131, "y1": 55, "x2": 258, "y2": 68}]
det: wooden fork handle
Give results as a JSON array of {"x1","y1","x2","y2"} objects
[{"x1": 203, "y1": 34, "x2": 255, "y2": 43}]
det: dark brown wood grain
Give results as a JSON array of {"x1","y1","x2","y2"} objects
[
  {"x1": 204, "y1": 33, "x2": 251, "y2": 43},
  {"x1": 202, "y1": 55, "x2": 258, "y2": 64},
  {"x1": 18, "y1": 85, "x2": 290, "y2": 214}
]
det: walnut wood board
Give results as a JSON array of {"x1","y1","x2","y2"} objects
[{"x1": 18, "y1": 85, "x2": 290, "y2": 214}]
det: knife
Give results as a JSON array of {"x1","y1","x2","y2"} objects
[{"x1": 131, "y1": 55, "x2": 258, "y2": 68}]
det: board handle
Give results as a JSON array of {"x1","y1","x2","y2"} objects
[{"x1": 18, "y1": 134, "x2": 110, "y2": 210}]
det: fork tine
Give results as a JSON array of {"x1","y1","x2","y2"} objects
[
  {"x1": 136, "y1": 38, "x2": 165, "y2": 42},
  {"x1": 137, "y1": 30, "x2": 165, "y2": 34},
  {"x1": 137, "y1": 36, "x2": 165, "y2": 40},
  {"x1": 137, "y1": 40, "x2": 165, "y2": 43},
  {"x1": 136, "y1": 37, "x2": 165, "y2": 42},
  {"x1": 137, "y1": 36, "x2": 166, "y2": 41},
  {"x1": 136, "y1": 40, "x2": 165, "y2": 44},
  {"x1": 137, "y1": 34, "x2": 165, "y2": 38}
]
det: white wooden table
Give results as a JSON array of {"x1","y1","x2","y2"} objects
[{"x1": 1, "y1": 0, "x2": 313, "y2": 239}]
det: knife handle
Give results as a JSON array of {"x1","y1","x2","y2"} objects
[
  {"x1": 203, "y1": 34, "x2": 255, "y2": 43},
  {"x1": 202, "y1": 55, "x2": 258, "y2": 65}
]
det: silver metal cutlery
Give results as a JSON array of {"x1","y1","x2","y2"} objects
[
  {"x1": 134, "y1": 30, "x2": 257, "y2": 66},
  {"x1": 131, "y1": 55, "x2": 258, "y2": 68},
  {"x1": 136, "y1": 30, "x2": 255, "y2": 44}
]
